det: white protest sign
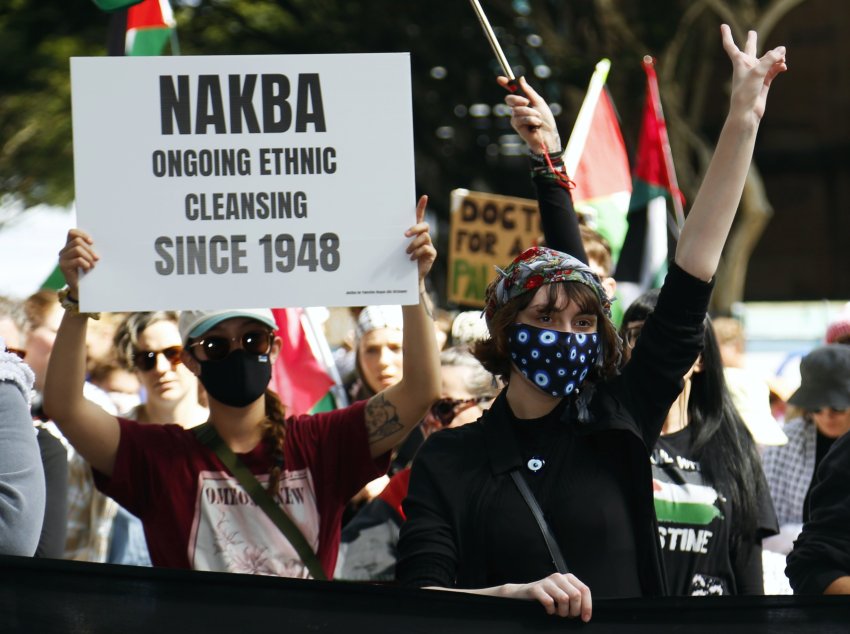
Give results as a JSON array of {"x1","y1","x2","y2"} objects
[{"x1": 70, "y1": 53, "x2": 418, "y2": 312}]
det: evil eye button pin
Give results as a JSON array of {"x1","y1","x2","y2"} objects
[{"x1": 527, "y1": 457, "x2": 545, "y2": 472}]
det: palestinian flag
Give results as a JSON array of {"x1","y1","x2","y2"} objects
[
  {"x1": 615, "y1": 57, "x2": 683, "y2": 310},
  {"x1": 41, "y1": 265, "x2": 66, "y2": 291},
  {"x1": 653, "y1": 479, "x2": 723, "y2": 526},
  {"x1": 100, "y1": 0, "x2": 176, "y2": 57},
  {"x1": 126, "y1": 0, "x2": 175, "y2": 55},
  {"x1": 563, "y1": 59, "x2": 632, "y2": 265},
  {"x1": 91, "y1": 0, "x2": 142, "y2": 11},
  {"x1": 270, "y1": 308, "x2": 345, "y2": 416}
]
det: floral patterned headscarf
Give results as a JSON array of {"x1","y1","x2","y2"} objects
[{"x1": 484, "y1": 246, "x2": 613, "y2": 325}]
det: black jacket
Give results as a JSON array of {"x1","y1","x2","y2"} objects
[
  {"x1": 787, "y1": 431, "x2": 850, "y2": 594},
  {"x1": 397, "y1": 263, "x2": 712, "y2": 597}
]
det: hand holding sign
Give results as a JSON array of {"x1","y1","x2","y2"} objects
[
  {"x1": 58, "y1": 229, "x2": 99, "y2": 299},
  {"x1": 498, "y1": 76, "x2": 561, "y2": 154},
  {"x1": 405, "y1": 195, "x2": 436, "y2": 287}
]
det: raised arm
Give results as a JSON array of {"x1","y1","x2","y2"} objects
[
  {"x1": 43, "y1": 229, "x2": 121, "y2": 476},
  {"x1": 364, "y1": 196, "x2": 441, "y2": 458},
  {"x1": 674, "y1": 25, "x2": 787, "y2": 281},
  {"x1": 499, "y1": 76, "x2": 587, "y2": 262}
]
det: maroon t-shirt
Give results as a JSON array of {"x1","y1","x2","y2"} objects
[{"x1": 94, "y1": 400, "x2": 387, "y2": 578}]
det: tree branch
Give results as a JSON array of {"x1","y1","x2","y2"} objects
[
  {"x1": 756, "y1": 0, "x2": 809, "y2": 43},
  {"x1": 710, "y1": 164, "x2": 774, "y2": 314}
]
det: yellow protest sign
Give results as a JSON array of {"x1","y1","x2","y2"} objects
[{"x1": 447, "y1": 189, "x2": 541, "y2": 307}]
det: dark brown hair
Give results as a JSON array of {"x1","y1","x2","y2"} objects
[
  {"x1": 474, "y1": 281, "x2": 621, "y2": 383},
  {"x1": 113, "y1": 311, "x2": 180, "y2": 371},
  {"x1": 261, "y1": 388, "x2": 288, "y2": 493}
]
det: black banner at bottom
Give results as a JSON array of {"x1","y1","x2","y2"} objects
[{"x1": 1, "y1": 556, "x2": 848, "y2": 633}]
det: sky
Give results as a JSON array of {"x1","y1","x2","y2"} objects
[{"x1": 0, "y1": 205, "x2": 76, "y2": 300}]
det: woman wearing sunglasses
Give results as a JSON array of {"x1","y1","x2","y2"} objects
[
  {"x1": 65, "y1": 311, "x2": 209, "y2": 565},
  {"x1": 398, "y1": 26, "x2": 786, "y2": 620},
  {"x1": 45, "y1": 196, "x2": 440, "y2": 578},
  {"x1": 112, "y1": 311, "x2": 208, "y2": 426}
]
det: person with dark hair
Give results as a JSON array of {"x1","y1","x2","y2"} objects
[
  {"x1": 64, "y1": 310, "x2": 209, "y2": 565},
  {"x1": 621, "y1": 294, "x2": 777, "y2": 595},
  {"x1": 45, "y1": 195, "x2": 440, "y2": 577},
  {"x1": 501, "y1": 20, "x2": 778, "y2": 596},
  {"x1": 397, "y1": 26, "x2": 786, "y2": 619},
  {"x1": 761, "y1": 345, "x2": 850, "y2": 568}
]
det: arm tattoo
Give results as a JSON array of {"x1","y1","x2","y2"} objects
[
  {"x1": 420, "y1": 290, "x2": 435, "y2": 321},
  {"x1": 365, "y1": 393, "x2": 404, "y2": 444}
]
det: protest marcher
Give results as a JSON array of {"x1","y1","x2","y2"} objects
[
  {"x1": 0, "y1": 340, "x2": 46, "y2": 556},
  {"x1": 336, "y1": 346, "x2": 498, "y2": 581},
  {"x1": 397, "y1": 26, "x2": 787, "y2": 619},
  {"x1": 344, "y1": 301, "x2": 452, "y2": 508},
  {"x1": 620, "y1": 293, "x2": 777, "y2": 595},
  {"x1": 786, "y1": 430, "x2": 850, "y2": 595},
  {"x1": 65, "y1": 311, "x2": 209, "y2": 565},
  {"x1": 21, "y1": 290, "x2": 71, "y2": 558},
  {"x1": 761, "y1": 345, "x2": 850, "y2": 560},
  {"x1": 492, "y1": 29, "x2": 777, "y2": 597},
  {"x1": 346, "y1": 305, "x2": 405, "y2": 403},
  {"x1": 342, "y1": 305, "x2": 406, "y2": 518},
  {"x1": 112, "y1": 311, "x2": 209, "y2": 427},
  {"x1": 45, "y1": 195, "x2": 439, "y2": 578}
]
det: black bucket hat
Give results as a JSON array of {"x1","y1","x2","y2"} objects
[{"x1": 788, "y1": 345, "x2": 850, "y2": 411}]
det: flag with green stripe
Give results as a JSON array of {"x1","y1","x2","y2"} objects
[{"x1": 564, "y1": 59, "x2": 632, "y2": 266}]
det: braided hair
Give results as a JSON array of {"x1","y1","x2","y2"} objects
[{"x1": 261, "y1": 388, "x2": 288, "y2": 493}]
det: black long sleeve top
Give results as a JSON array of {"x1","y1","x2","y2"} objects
[
  {"x1": 533, "y1": 173, "x2": 587, "y2": 263},
  {"x1": 787, "y1": 431, "x2": 850, "y2": 594},
  {"x1": 397, "y1": 263, "x2": 713, "y2": 597}
]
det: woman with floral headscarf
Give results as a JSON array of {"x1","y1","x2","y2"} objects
[
  {"x1": 397, "y1": 26, "x2": 787, "y2": 621},
  {"x1": 496, "y1": 47, "x2": 779, "y2": 597}
]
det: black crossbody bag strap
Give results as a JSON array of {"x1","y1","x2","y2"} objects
[
  {"x1": 509, "y1": 469, "x2": 569, "y2": 575},
  {"x1": 193, "y1": 423, "x2": 327, "y2": 581}
]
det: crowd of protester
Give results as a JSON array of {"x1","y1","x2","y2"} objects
[{"x1": 2, "y1": 23, "x2": 850, "y2": 621}]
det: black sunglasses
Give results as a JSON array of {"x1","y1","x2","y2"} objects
[
  {"x1": 133, "y1": 346, "x2": 183, "y2": 372},
  {"x1": 188, "y1": 330, "x2": 273, "y2": 362},
  {"x1": 429, "y1": 397, "x2": 490, "y2": 427}
]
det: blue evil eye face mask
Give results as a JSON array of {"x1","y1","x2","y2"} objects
[{"x1": 508, "y1": 323, "x2": 601, "y2": 398}]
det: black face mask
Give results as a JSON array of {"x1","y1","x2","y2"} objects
[{"x1": 198, "y1": 349, "x2": 271, "y2": 407}]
